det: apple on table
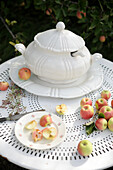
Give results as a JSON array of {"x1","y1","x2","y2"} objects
[
  {"x1": 111, "y1": 99, "x2": 113, "y2": 108},
  {"x1": 80, "y1": 97, "x2": 92, "y2": 107},
  {"x1": 77, "y1": 140, "x2": 93, "y2": 156},
  {"x1": 0, "y1": 81, "x2": 9, "y2": 91},
  {"x1": 95, "y1": 98, "x2": 108, "y2": 110},
  {"x1": 95, "y1": 118, "x2": 107, "y2": 130},
  {"x1": 108, "y1": 117, "x2": 113, "y2": 132},
  {"x1": 101, "y1": 90, "x2": 111, "y2": 100},
  {"x1": 56, "y1": 104, "x2": 67, "y2": 115},
  {"x1": 80, "y1": 105, "x2": 94, "y2": 119},
  {"x1": 99, "y1": 106, "x2": 113, "y2": 120}
]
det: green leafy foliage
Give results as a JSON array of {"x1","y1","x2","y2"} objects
[
  {"x1": 98, "y1": 113, "x2": 105, "y2": 118},
  {"x1": 0, "y1": 0, "x2": 113, "y2": 64},
  {"x1": 84, "y1": 121, "x2": 97, "y2": 135}
]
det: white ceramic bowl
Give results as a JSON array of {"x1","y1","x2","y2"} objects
[{"x1": 15, "y1": 22, "x2": 102, "y2": 85}]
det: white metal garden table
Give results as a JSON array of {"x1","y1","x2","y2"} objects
[{"x1": 0, "y1": 56, "x2": 113, "y2": 170}]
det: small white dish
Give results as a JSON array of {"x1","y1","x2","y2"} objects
[
  {"x1": 15, "y1": 111, "x2": 66, "y2": 150},
  {"x1": 9, "y1": 56, "x2": 103, "y2": 98}
]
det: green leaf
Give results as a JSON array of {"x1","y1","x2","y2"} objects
[
  {"x1": 89, "y1": 22, "x2": 96, "y2": 30},
  {"x1": 78, "y1": 0, "x2": 88, "y2": 11},
  {"x1": 9, "y1": 41, "x2": 15, "y2": 46},
  {"x1": 98, "y1": 113, "x2": 105, "y2": 118},
  {"x1": 68, "y1": 4, "x2": 76, "y2": 11},
  {"x1": 62, "y1": 8, "x2": 67, "y2": 17},
  {"x1": 101, "y1": 15, "x2": 109, "y2": 21},
  {"x1": 84, "y1": 121, "x2": 97, "y2": 135},
  {"x1": 54, "y1": 8, "x2": 62, "y2": 19},
  {"x1": 10, "y1": 20, "x2": 17, "y2": 26},
  {"x1": 55, "y1": 0, "x2": 62, "y2": 5},
  {"x1": 5, "y1": 18, "x2": 10, "y2": 25}
]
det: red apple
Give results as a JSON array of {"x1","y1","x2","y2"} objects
[
  {"x1": 46, "y1": 8, "x2": 52, "y2": 15},
  {"x1": 42, "y1": 127, "x2": 57, "y2": 140},
  {"x1": 18, "y1": 67, "x2": 31, "y2": 80},
  {"x1": 32, "y1": 129, "x2": 43, "y2": 142},
  {"x1": 56, "y1": 104, "x2": 67, "y2": 115},
  {"x1": 77, "y1": 140, "x2": 93, "y2": 156},
  {"x1": 101, "y1": 90, "x2": 111, "y2": 100},
  {"x1": 40, "y1": 115, "x2": 52, "y2": 127},
  {"x1": 95, "y1": 98, "x2": 108, "y2": 110},
  {"x1": 80, "y1": 105, "x2": 94, "y2": 119},
  {"x1": 76, "y1": 11, "x2": 86, "y2": 19},
  {"x1": 99, "y1": 106, "x2": 113, "y2": 120},
  {"x1": 108, "y1": 117, "x2": 113, "y2": 132},
  {"x1": 80, "y1": 98, "x2": 92, "y2": 107},
  {"x1": 0, "y1": 81, "x2": 9, "y2": 91},
  {"x1": 111, "y1": 99, "x2": 113, "y2": 108},
  {"x1": 95, "y1": 118, "x2": 107, "y2": 130},
  {"x1": 100, "y1": 36, "x2": 106, "y2": 42}
]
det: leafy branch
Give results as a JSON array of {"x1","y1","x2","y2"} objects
[{"x1": 0, "y1": 15, "x2": 16, "y2": 40}]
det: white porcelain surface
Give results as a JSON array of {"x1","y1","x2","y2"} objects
[
  {"x1": 15, "y1": 22, "x2": 102, "y2": 84},
  {"x1": 9, "y1": 56, "x2": 103, "y2": 98},
  {"x1": 34, "y1": 21, "x2": 85, "y2": 52},
  {"x1": 1, "y1": 56, "x2": 113, "y2": 170},
  {"x1": 15, "y1": 111, "x2": 66, "y2": 150}
]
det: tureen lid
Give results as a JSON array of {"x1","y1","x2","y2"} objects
[{"x1": 34, "y1": 21, "x2": 85, "y2": 52}]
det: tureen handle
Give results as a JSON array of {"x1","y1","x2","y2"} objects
[
  {"x1": 91, "y1": 53, "x2": 102, "y2": 63},
  {"x1": 15, "y1": 43, "x2": 26, "y2": 55},
  {"x1": 71, "y1": 51, "x2": 85, "y2": 58}
]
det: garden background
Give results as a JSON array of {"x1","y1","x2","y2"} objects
[{"x1": 0, "y1": 0, "x2": 113, "y2": 169}]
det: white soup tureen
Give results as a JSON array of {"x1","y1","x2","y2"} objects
[{"x1": 15, "y1": 21, "x2": 102, "y2": 85}]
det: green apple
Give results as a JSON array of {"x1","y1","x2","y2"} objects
[
  {"x1": 108, "y1": 117, "x2": 113, "y2": 131},
  {"x1": 101, "y1": 90, "x2": 111, "y2": 100},
  {"x1": 77, "y1": 140, "x2": 93, "y2": 156}
]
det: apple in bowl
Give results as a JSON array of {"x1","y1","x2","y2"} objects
[
  {"x1": 32, "y1": 129, "x2": 43, "y2": 142},
  {"x1": 99, "y1": 106, "x2": 113, "y2": 120},
  {"x1": 80, "y1": 98, "x2": 92, "y2": 107},
  {"x1": 40, "y1": 115, "x2": 52, "y2": 127},
  {"x1": 77, "y1": 140, "x2": 93, "y2": 156},
  {"x1": 25, "y1": 120, "x2": 37, "y2": 130},
  {"x1": 42, "y1": 127, "x2": 57, "y2": 140},
  {"x1": 18, "y1": 67, "x2": 31, "y2": 80},
  {"x1": 101, "y1": 90, "x2": 111, "y2": 100},
  {"x1": 80, "y1": 105, "x2": 94, "y2": 119},
  {"x1": 95, "y1": 98, "x2": 108, "y2": 110}
]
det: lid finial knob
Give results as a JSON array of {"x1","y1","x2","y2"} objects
[{"x1": 56, "y1": 22, "x2": 65, "y2": 31}]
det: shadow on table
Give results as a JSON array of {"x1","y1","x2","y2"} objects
[{"x1": 0, "y1": 156, "x2": 112, "y2": 170}]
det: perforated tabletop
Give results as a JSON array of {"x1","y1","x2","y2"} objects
[{"x1": 0, "y1": 56, "x2": 113, "y2": 170}]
